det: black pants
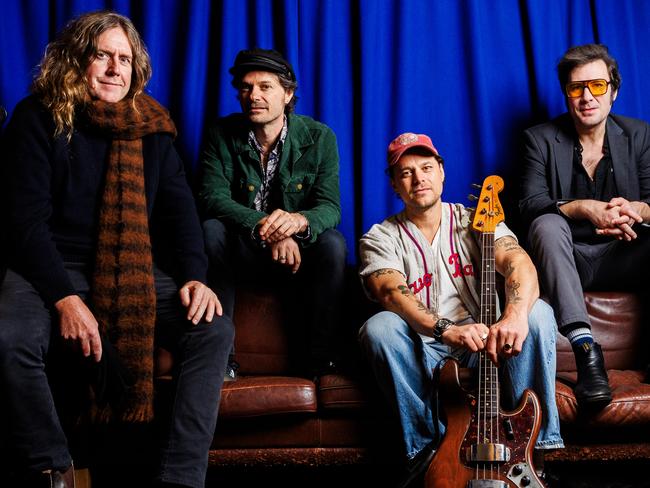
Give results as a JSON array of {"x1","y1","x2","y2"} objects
[
  {"x1": 0, "y1": 263, "x2": 234, "y2": 488},
  {"x1": 203, "y1": 218, "x2": 347, "y2": 372},
  {"x1": 528, "y1": 213, "x2": 650, "y2": 330}
]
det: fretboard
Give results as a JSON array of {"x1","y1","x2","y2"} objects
[{"x1": 478, "y1": 230, "x2": 498, "y2": 419}]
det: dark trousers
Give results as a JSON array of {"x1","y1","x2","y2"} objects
[
  {"x1": 0, "y1": 263, "x2": 234, "y2": 488},
  {"x1": 528, "y1": 213, "x2": 650, "y2": 331},
  {"x1": 203, "y1": 218, "x2": 347, "y2": 372}
]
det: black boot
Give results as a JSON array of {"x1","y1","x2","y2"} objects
[
  {"x1": 396, "y1": 442, "x2": 436, "y2": 488},
  {"x1": 21, "y1": 465, "x2": 75, "y2": 488},
  {"x1": 50, "y1": 465, "x2": 75, "y2": 488},
  {"x1": 573, "y1": 342, "x2": 612, "y2": 409}
]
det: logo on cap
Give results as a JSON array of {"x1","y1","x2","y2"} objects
[{"x1": 396, "y1": 133, "x2": 419, "y2": 146}]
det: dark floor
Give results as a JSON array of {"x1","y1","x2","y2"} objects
[{"x1": 202, "y1": 461, "x2": 650, "y2": 488}]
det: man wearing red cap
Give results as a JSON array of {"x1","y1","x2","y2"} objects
[
  {"x1": 358, "y1": 133, "x2": 562, "y2": 487},
  {"x1": 198, "y1": 48, "x2": 346, "y2": 379}
]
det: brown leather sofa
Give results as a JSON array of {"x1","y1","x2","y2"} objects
[{"x1": 155, "y1": 289, "x2": 650, "y2": 476}]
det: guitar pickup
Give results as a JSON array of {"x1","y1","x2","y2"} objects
[{"x1": 466, "y1": 443, "x2": 511, "y2": 462}]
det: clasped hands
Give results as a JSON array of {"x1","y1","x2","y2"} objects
[
  {"x1": 257, "y1": 209, "x2": 308, "y2": 273},
  {"x1": 592, "y1": 197, "x2": 644, "y2": 240}
]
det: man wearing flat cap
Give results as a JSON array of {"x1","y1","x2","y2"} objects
[
  {"x1": 358, "y1": 133, "x2": 563, "y2": 487},
  {"x1": 199, "y1": 48, "x2": 346, "y2": 379}
]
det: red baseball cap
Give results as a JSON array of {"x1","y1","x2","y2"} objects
[{"x1": 387, "y1": 132, "x2": 439, "y2": 167}]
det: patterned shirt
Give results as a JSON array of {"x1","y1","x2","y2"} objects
[{"x1": 248, "y1": 116, "x2": 288, "y2": 212}]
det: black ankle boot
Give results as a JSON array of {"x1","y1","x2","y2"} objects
[
  {"x1": 50, "y1": 465, "x2": 75, "y2": 488},
  {"x1": 573, "y1": 342, "x2": 612, "y2": 409},
  {"x1": 23, "y1": 465, "x2": 75, "y2": 488}
]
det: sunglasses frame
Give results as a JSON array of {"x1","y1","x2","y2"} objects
[{"x1": 565, "y1": 78, "x2": 611, "y2": 98}]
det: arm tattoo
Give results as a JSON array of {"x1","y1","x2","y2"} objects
[
  {"x1": 506, "y1": 279, "x2": 522, "y2": 304},
  {"x1": 495, "y1": 237, "x2": 527, "y2": 255},
  {"x1": 396, "y1": 285, "x2": 435, "y2": 316},
  {"x1": 504, "y1": 262, "x2": 515, "y2": 277}
]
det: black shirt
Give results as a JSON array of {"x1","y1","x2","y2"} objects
[{"x1": 566, "y1": 137, "x2": 617, "y2": 242}]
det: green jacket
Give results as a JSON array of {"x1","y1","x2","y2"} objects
[{"x1": 199, "y1": 113, "x2": 341, "y2": 244}]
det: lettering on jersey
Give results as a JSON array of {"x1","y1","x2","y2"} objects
[
  {"x1": 449, "y1": 253, "x2": 474, "y2": 278},
  {"x1": 408, "y1": 272, "x2": 432, "y2": 294}
]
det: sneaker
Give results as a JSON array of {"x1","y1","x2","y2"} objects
[{"x1": 224, "y1": 359, "x2": 239, "y2": 382}]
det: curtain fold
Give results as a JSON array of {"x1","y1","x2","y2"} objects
[{"x1": 2, "y1": 0, "x2": 648, "y2": 263}]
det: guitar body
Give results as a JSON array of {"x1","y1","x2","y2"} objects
[{"x1": 425, "y1": 359, "x2": 545, "y2": 488}]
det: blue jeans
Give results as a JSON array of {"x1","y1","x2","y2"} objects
[
  {"x1": 203, "y1": 218, "x2": 347, "y2": 370},
  {"x1": 359, "y1": 300, "x2": 564, "y2": 459},
  {"x1": 0, "y1": 264, "x2": 234, "y2": 488}
]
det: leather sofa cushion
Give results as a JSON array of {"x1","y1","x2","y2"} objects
[
  {"x1": 233, "y1": 288, "x2": 290, "y2": 375},
  {"x1": 556, "y1": 292, "x2": 645, "y2": 373},
  {"x1": 219, "y1": 376, "x2": 317, "y2": 419},
  {"x1": 556, "y1": 369, "x2": 650, "y2": 426},
  {"x1": 318, "y1": 374, "x2": 368, "y2": 411}
]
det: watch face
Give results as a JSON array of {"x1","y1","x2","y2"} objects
[
  {"x1": 434, "y1": 318, "x2": 455, "y2": 341},
  {"x1": 437, "y1": 318, "x2": 454, "y2": 330}
]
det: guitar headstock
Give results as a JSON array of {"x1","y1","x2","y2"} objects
[{"x1": 471, "y1": 175, "x2": 505, "y2": 233}]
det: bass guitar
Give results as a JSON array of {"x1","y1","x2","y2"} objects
[{"x1": 424, "y1": 175, "x2": 545, "y2": 488}]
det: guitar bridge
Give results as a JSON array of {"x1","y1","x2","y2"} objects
[{"x1": 466, "y1": 443, "x2": 511, "y2": 462}]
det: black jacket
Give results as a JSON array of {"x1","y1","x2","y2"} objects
[{"x1": 2, "y1": 95, "x2": 207, "y2": 306}]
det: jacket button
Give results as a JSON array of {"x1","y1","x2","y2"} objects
[
  {"x1": 248, "y1": 185, "x2": 255, "y2": 192},
  {"x1": 296, "y1": 183, "x2": 303, "y2": 190}
]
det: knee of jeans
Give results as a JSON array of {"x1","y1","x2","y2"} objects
[
  {"x1": 195, "y1": 315, "x2": 235, "y2": 350},
  {"x1": 313, "y1": 229, "x2": 348, "y2": 265},
  {"x1": 359, "y1": 311, "x2": 408, "y2": 348},
  {"x1": 202, "y1": 218, "x2": 229, "y2": 259},
  {"x1": 0, "y1": 324, "x2": 44, "y2": 379},
  {"x1": 528, "y1": 214, "x2": 571, "y2": 248},
  {"x1": 527, "y1": 300, "x2": 557, "y2": 345}
]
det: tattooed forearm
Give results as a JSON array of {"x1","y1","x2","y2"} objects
[
  {"x1": 496, "y1": 237, "x2": 527, "y2": 255},
  {"x1": 506, "y1": 279, "x2": 522, "y2": 304},
  {"x1": 396, "y1": 285, "x2": 435, "y2": 316},
  {"x1": 504, "y1": 262, "x2": 515, "y2": 277}
]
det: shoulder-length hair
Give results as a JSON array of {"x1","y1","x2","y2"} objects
[{"x1": 31, "y1": 11, "x2": 152, "y2": 139}]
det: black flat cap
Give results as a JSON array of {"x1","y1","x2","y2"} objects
[{"x1": 229, "y1": 48, "x2": 295, "y2": 81}]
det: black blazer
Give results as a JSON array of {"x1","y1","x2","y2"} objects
[{"x1": 519, "y1": 113, "x2": 650, "y2": 226}]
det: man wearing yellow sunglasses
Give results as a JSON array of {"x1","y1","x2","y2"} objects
[{"x1": 519, "y1": 44, "x2": 650, "y2": 410}]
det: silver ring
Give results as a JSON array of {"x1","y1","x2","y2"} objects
[
  {"x1": 480, "y1": 333, "x2": 488, "y2": 342},
  {"x1": 503, "y1": 343, "x2": 512, "y2": 352},
  {"x1": 279, "y1": 256, "x2": 287, "y2": 261}
]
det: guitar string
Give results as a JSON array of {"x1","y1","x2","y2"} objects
[{"x1": 479, "y1": 228, "x2": 498, "y2": 480}]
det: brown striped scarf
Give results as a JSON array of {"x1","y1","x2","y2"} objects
[{"x1": 86, "y1": 94, "x2": 176, "y2": 422}]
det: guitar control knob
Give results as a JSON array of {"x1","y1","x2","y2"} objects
[
  {"x1": 521, "y1": 475, "x2": 531, "y2": 486},
  {"x1": 512, "y1": 465, "x2": 523, "y2": 476}
]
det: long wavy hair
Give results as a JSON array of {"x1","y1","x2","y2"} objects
[{"x1": 31, "y1": 11, "x2": 152, "y2": 140}]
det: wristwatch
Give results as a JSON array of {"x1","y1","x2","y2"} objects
[{"x1": 433, "y1": 318, "x2": 456, "y2": 342}]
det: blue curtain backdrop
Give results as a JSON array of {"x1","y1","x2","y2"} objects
[{"x1": 2, "y1": 0, "x2": 650, "y2": 263}]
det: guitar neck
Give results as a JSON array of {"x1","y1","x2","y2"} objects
[{"x1": 479, "y1": 230, "x2": 498, "y2": 417}]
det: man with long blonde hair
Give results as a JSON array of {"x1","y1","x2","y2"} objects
[{"x1": 0, "y1": 11, "x2": 233, "y2": 488}]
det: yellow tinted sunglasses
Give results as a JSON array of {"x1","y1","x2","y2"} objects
[{"x1": 565, "y1": 79, "x2": 611, "y2": 98}]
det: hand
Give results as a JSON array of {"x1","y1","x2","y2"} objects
[
  {"x1": 269, "y1": 237, "x2": 302, "y2": 273},
  {"x1": 594, "y1": 197, "x2": 643, "y2": 240},
  {"x1": 179, "y1": 281, "x2": 222, "y2": 325},
  {"x1": 441, "y1": 322, "x2": 490, "y2": 353},
  {"x1": 55, "y1": 295, "x2": 102, "y2": 362},
  {"x1": 484, "y1": 315, "x2": 529, "y2": 366},
  {"x1": 257, "y1": 210, "x2": 308, "y2": 243}
]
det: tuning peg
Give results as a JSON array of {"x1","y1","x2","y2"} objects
[
  {"x1": 471, "y1": 183, "x2": 482, "y2": 190},
  {"x1": 468, "y1": 194, "x2": 478, "y2": 201}
]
